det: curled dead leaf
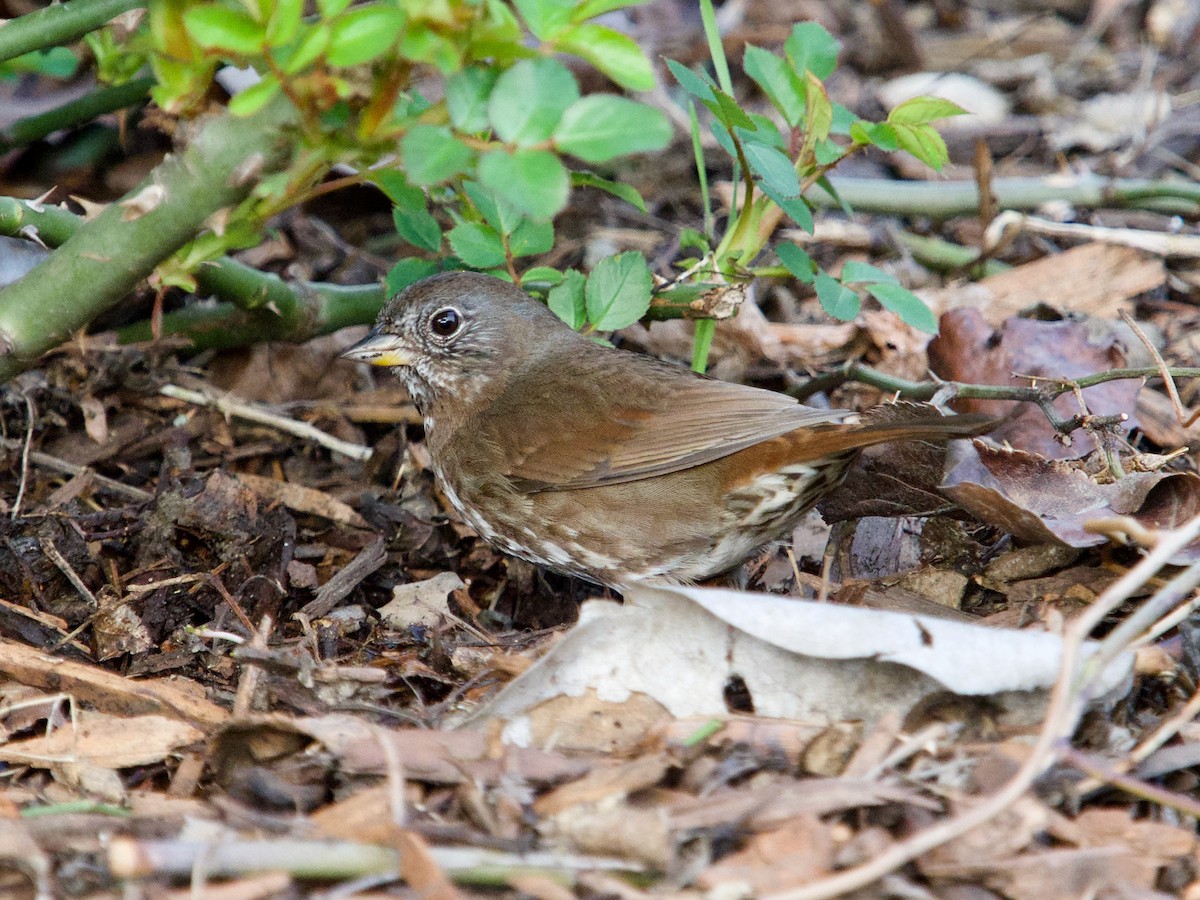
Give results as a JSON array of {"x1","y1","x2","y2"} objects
[{"x1": 941, "y1": 441, "x2": 1200, "y2": 561}]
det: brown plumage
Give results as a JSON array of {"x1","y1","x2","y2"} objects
[{"x1": 343, "y1": 272, "x2": 995, "y2": 588}]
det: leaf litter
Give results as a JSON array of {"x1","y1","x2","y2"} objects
[{"x1": 3, "y1": 2, "x2": 1200, "y2": 898}]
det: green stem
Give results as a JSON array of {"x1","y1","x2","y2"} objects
[
  {"x1": 813, "y1": 175, "x2": 1200, "y2": 218},
  {"x1": 0, "y1": 0, "x2": 144, "y2": 64},
  {"x1": 0, "y1": 75, "x2": 155, "y2": 153},
  {"x1": 0, "y1": 96, "x2": 299, "y2": 382}
]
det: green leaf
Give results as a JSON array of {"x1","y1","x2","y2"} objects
[
  {"x1": 399, "y1": 23, "x2": 461, "y2": 73},
  {"x1": 514, "y1": 0, "x2": 572, "y2": 39},
  {"x1": 830, "y1": 102, "x2": 857, "y2": 135},
  {"x1": 520, "y1": 266, "x2": 566, "y2": 288},
  {"x1": 888, "y1": 96, "x2": 968, "y2": 126},
  {"x1": 228, "y1": 73, "x2": 281, "y2": 115},
  {"x1": 318, "y1": 0, "x2": 353, "y2": 15},
  {"x1": 743, "y1": 44, "x2": 805, "y2": 125},
  {"x1": 446, "y1": 66, "x2": 497, "y2": 132},
  {"x1": 572, "y1": 0, "x2": 653, "y2": 21},
  {"x1": 841, "y1": 260, "x2": 898, "y2": 285},
  {"x1": 184, "y1": 5, "x2": 266, "y2": 55},
  {"x1": 784, "y1": 21, "x2": 840, "y2": 79},
  {"x1": 478, "y1": 149, "x2": 570, "y2": 220},
  {"x1": 400, "y1": 125, "x2": 475, "y2": 185},
  {"x1": 327, "y1": 3, "x2": 406, "y2": 66},
  {"x1": 393, "y1": 203, "x2": 442, "y2": 253},
  {"x1": 741, "y1": 138, "x2": 800, "y2": 197},
  {"x1": 867, "y1": 283, "x2": 937, "y2": 333},
  {"x1": 548, "y1": 269, "x2": 587, "y2": 329},
  {"x1": 705, "y1": 87, "x2": 756, "y2": 131},
  {"x1": 759, "y1": 182, "x2": 814, "y2": 233},
  {"x1": 665, "y1": 58, "x2": 715, "y2": 102},
  {"x1": 813, "y1": 138, "x2": 843, "y2": 165},
  {"x1": 815, "y1": 273, "x2": 860, "y2": 320},
  {"x1": 280, "y1": 24, "x2": 331, "y2": 74},
  {"x1": 891, "y1": 122, "x2": 950, "y2": 171},
  {"x1": 463, "y1": 181, "x2": 523, "y2": 236},
  {"x1": 776, "y1": 243, "x2": 815, "y2": 284},
  {"x1": 266, "y1": 0, "x2": 304, "y2": 44},
  {"x1": 448, "y1": 222, "x2": 507, "y2": 268},
  {"x1": 585, "y1": 251, "x2": 653, "y2": 330},
  {"x1": 509, "y1": 219, "x2": 554, "y2": 258},
  {"x1": 852, "y1": 121, "x2": 898, "y2": 151},
  {"x1": 488, "y1": 57, "x2": 578, "y2": 145},
  {"x1": 386, "y1": 258, "x2": 440, "y2": 295},
  {"x1": 555, "y1": 23, "x2": 654, "y2": 92},
  {"x1": 803, "y1": 71, "x2": 833, "y2": 145},
  {"x1": 571, "y1": 171, "x2": 646, "y2": 212},
  {"x1": 554, "y1": 95, "x2": 672, "y2": 163}
]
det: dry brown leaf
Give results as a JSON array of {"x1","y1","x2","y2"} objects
[
  {"x1": 942, "y1": 441, "x2": 1200, "y2": 560},
  {"x1": 696, "y1": 816, "x2": 834, "y2": 893},
  {"x1": 0, "y1": 711, "x2": 201, "y2": 769},
  {"x1": 233, "y1": 471, "x2": 370, "y2": 529},
  {"x1": 0, "y1": 636, "x2": 228, "y2": 726},
  {"x1": 928, "y1": 308, "x2": 1140, "y2": 458}
]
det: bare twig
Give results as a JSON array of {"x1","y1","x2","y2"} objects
[{"x1": 160, "y1": 384, "x2": 373, "y2": 461}]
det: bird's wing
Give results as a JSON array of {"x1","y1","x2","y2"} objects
[{"x1": 482, "y1": 354, "x2": 852, "y2": 491}]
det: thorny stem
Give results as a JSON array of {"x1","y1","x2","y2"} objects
[{"x1": 792, "y1": 361, "x2": 1200, "y2": 439}]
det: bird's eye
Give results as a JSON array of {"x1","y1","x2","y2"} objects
[{"x1": 429, "y1": 307, "x2": 462, "y2": 338}]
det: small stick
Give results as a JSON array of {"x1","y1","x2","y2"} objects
[{"x1": 160, "y1": 384, "x2": 373, "y2": 461}]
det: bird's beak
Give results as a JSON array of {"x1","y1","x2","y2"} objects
[{"x1": 340, "y1": 326, "x2": 412, "y2": 367}]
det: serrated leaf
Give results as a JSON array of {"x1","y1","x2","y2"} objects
[
  {"x1": 813, "y1": 138, "x2": 843, "y2": 165},
  {"x1": 830, "y1": 102, "x2": 857, "y2": 135},
  {"x1": 514, "y1": 0, "x2": 572, "y2": 39},
  {"x1": 462, "y1": 180, "x2": 522, "y2": 236},
  {"x1": 585, "y1": 251, "x2": 653, "y2": 330},
  {"x1": 759, "y1": 181, "x2": 814, "y2": 233},
  {"x1": 280, "y1": 24, "x2": 330, "y2": 74},
  {"x1": 815, "y1": 272, "x2": 860, "y2": 320},
  {"x1": 743, "y1": 44, "x2": 805, "y2": 125},
  {"x1": 803, "y1": 71, "x2": 832, "y2": 145},
  {"x1": 776, "y1": 243, "x2": 815, "y2": 284},
  {"x1": 888, "y1": 96, "x2": 968, "y2": 126},
  {"x1": 401, "y1": 125, "x2": 475, "y2": 185},
  {"x1": 742, "y1": 138, "x2": 800, "y2": 197},
  {"x1": 521, "y1": 266, "x2": 566, "y2": 288},
  {"x1": 892, "y1": 122, "x2": 950, "y2": 171},
  {"x1": 785, "y1": 21, "x2": 840, "y2": 79},
  {"x1": 448, "y1": 222, "x2": 506, "y2": 268},
  {"x1": 572, "y1": 0, "x2": 653, "y2": 21},
  {"x1": 446, "y1": 66, "x2": 497, "y2": 132},
  {"x1": 866, "y1": 283, "x2": 937, "y2": 333},
  {"x1": 554, "y1": 95, "x2": 672, "y2": 163},
  {"x1": 509, "y1": 219, "x2": 554, "y2": 258},
  {"x1": 556, "y1": 23, "x2": 653, "y2": 91},
  {"x1": 665, "y1": 58, "x2": 715, "y2": 102},
  {"x1": 855, "y1": 121, "x2": 898, "y2": 151},
  {"x1": 571, "y1": 171, "x2": 647, "y2": 212},
  {"x1": 488, "y1": 57, "x2": 578, "y2": 145},
  {"x1": 548, "y1": 268, "x2": 587, "y2": 329},
  {"x1": 393, "y1": 203, "x2": 442, "y2": 253},
  {"x1": 228, "y1": 74, "x2": 280, "y2": 115},
  {"x1": 266, "y1": 0, "x2": 303, "y2": 44},
  {"x1": 327, "y1": 3, "x2": 405, "y2": 66},
  {"x1": 184, "y1": 5, "x2": 266, "y2": 55},
  {"x1": 478, "y1": 149, "x2": 569, "y2": 220},
  {"x1": 840, "y1": 260, "x2": 898, "y2": 285},
  {"x1": 387, "y1": 258, "x2": 440, "y2": 294}
]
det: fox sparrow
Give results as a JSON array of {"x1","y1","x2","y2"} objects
[{"x1": 343, "y1": 272, "x2": 995, "y2": 588}]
